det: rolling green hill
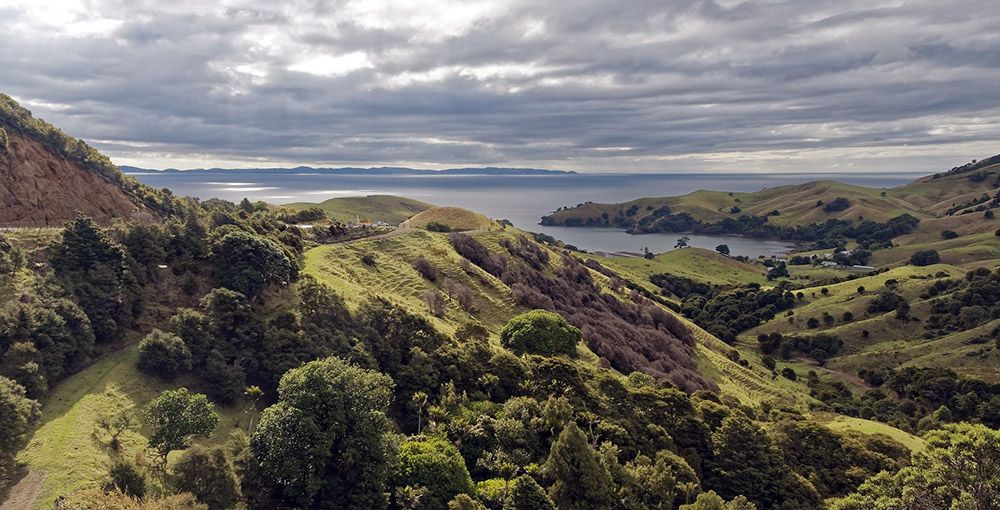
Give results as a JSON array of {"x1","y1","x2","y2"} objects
[
  {"x1": 405, "y1": 206, "x2": 494, "y2": 231},
  {"x1": 281, "y1": 194, "x2": 432, "y2": 224}
]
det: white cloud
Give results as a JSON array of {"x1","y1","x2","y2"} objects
[
  {"x1": 1, "y1": 0, "x2": 998, "y2": 172},
  {"x1": 287, "y1": 52, "x2": 373, "y2": 77}
]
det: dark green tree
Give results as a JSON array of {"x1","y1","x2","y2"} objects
[
  {"x1": 137, "y1": 329, "x2": 192, "y2": 380},
  {"x1": 0, "y1": 232, "x2": 24, "y2": 274},
  {"x1": 251, "y1": 357, "x2": 398, "y2": 509},
  {"x1": 0, "y1": 376, "x2": 39, "y2": 483},
  {"x1": 833, "y1": 423, "x2": 999, "y2": 510},
  {"x1": 503, "y1": 475, "x2": 556, "y2": 510},
  {"x1": 50, "y1": 216, "x2": 141, "y2": 342},
  {"x1": 212, "y1": 231, "x2": 296, "y2": 298},
  {"x1": 104, "y1": 462, "x2": 146, "y2": 498},
  {"x1": 544, "y1": 422, "x2": 614, "y2": 509},
  {"x1": 706, "y1": 413, "x2": 820, "y2": 509},
  {"x1": 500, "y1": 310, "x2": 581, "y2": 357},
  {"x1": 173, "y1": 445, "x2": 242, "y2": 510},
  {"x1": 910, "y1": 250, "x2": 940, "y2": 266}
]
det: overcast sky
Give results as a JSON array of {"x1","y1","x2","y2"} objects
[{"x1": 2, "y1": 0, "x2": 998, "y2": 173}]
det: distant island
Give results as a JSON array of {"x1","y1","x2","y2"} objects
[{"x1": 120, "y1": 165, "x2": 577, "y2": 176}]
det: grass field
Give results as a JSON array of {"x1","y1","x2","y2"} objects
[
  {"x1": 814, "y1": 413, "x2": 925, "y2": 452},
  {"x1": 14, "y1": 345, "x2": 246, "y2": 509},
  {"x1": 594, "y1": 248, "x2": 769, "y2": 291},
  {"x1": 281, "y1": 194, "x2": 432, "y2": 224}
]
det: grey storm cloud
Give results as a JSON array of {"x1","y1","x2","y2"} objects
[{"x1": 1, "y1": 0, "x2": 999, "y2": 172}]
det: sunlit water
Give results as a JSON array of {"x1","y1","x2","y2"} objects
[{"x1": 129, "y1": 171, "x2": 923, "y2": 258}]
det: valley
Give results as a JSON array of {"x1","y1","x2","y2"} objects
[{"x1": 0, "y1": 94, "x2": 997, "y2": 510}]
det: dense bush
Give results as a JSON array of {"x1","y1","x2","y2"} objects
[
  {"x1": 910, "y1": 249, "x2": 940, "y2": 266},
  {"x1": 500, "y1": 310, "x2": 581, "y2": 357},
  {"x1": 681, "y1": 285, "x2": 795, "y2": 343},
  {"x1": 823, "y1": 197, "x2": 851, "y2": 213},
  {"x1": 51, "y1": 216, "x2": 142, "y2": 343},
  {"x1": 173, "y1": 446, "x2": 242, "y2": 510},
  {"x1": 0, "y1": 233, "x2": 23, "y2": 274},
  {"x1": 392, "y1": 436, "x2": 474, "y2": 508},
  {"x1": 413, "y1": 256, "x2": 441, "y2": 281},
  {"x1": 212, "y1": 231, "x2": 297, "y2": 298},
  {"x1": 137, "y1": 330, "x2": 192, "y2": 380}
]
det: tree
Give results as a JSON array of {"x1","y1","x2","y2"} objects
[
  {"x1": 679, "y1": 491, "x2": 756, "y2": 510},
  {"x1": 767, "y1": 262, "x2": 788, "y2": 280},
  {"x1": 715, "y1": 244, "x2": 730, "y2": 256},
  {"x1": 544, "y1": 422, "x2": 614, "y2": 509},
  {"x1": 500, "y1": 310, "x2": 581, "y2": 357},
  {"x1": 104, "y1": 462, "x2": 146, "y2": 498},
  {"x1": 144, "y1": 388, "x2": 219, "y2": 461},
  {"x1": 137, "y1": 329, "x2": 192, "y2": 380},
  {"x1": 173, "y1": 445, "x2": 242, "y2": 510},
  {"x1": 0, "y1": 232, "x2": 23, "y2": 274},
  {"x1": 706, "y1": 413, "x2": 820, "y2": 509},
  {"x1": 675, "y1": 236, "x2": 691, "y2": 249},
  {"x1": 833, "y1": 423, "x2": 999, "y2": 510},
  {"x1": 910, "y1": 249, "x2": 940, "y2": 266},
  {"x1": 50, "y1": 216, "x2": 141, "y2": 343},
  {"x1": 393, "y1": 436, "x2": 474, "y2": 508},
  {"x1": 423, "y1": 289, "x2": 446, "y2": 318},
  {"x1": 0, "y1": 376, "x2": 39, "y2": 483},
  {"x1": 503, "y1": 475, "x2": 555, "y2": 510},
  {"x1": 95, "y1": 389, "x2": 138, "y2": 451},
  {"x1": 251, "y1": 357, "x2": 398, "y2": 508},
  {"x1": 213, "y1": 231, "x2": 296, "y2": 298},
  {"x1": 449, "y1": 494, "x2": 487, "y2": 510}
]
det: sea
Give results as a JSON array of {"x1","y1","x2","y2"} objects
[{"x1": 127, "y1": 170, "x2": 925, "y2": 258}]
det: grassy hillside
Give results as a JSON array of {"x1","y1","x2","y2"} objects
[
  {"x1": 544, "y1": 179, "x2": 928, "y2": 228},
  {"x1": 14, "y1": 345, "x2": 245, "y2": 509},
  {"x1": 304, "y1": 229, "x2": 524, "y2": 336},
  {"x1": 594, "y1": 248, "x2": 769, "y2": 292},
  {"x1": 405, "y1": 206, "x2": 494, "y2": 231},
  {"x1": 734, "y1": 262, "x2": 1000, "y2": 385},
  {"x1": 303, "y1": 229, "x2": 822, "y2": 409},
  {"x1": 281, "y1": 194, "x2": 432, "y2": 224}
]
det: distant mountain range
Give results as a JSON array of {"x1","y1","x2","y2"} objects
[{"x1": 120, "y1": 165, "x2": 577, "y2": 176}]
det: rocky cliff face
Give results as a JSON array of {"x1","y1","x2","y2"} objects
[{"x1": 0, "y1": 130, "x2": 147, "y2": 226}]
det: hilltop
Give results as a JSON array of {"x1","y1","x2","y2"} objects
[
  {"x1": 281, "y1": 195, "x2": 433, "y2": 224},
  {"x1": 0, "y1": 95, "x2": 162, "y2": 226}
]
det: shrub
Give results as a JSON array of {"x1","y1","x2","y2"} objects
[
  {"x1": 940, "y1": 230, "x2": 959, "y2": 240},
  {"x1": 137, "y1": 330, "x2": 192, "y2": 380},
  {"x1": 393, "y1": 436, "x2": 474, "y2": 507},
  {"x1": 910, "y1": 250, "x2": 940, "y2": 266},
  {"x1": 500, "y1": 310, "x2": 581, "y2": 357},
  {"x1": 412, "y1": 256, "x2": 440, "y2": 281},
  {"x1": 104, "y1": 462, "x2": 146, "y2": 498},
  {"x1": 781, "y1": 368, "x2": 798, "y2": 380},
  {"x1": 823, "y1": 197, "x2": 851, "y2": 212},
  {"x1": 426, "y1": 221, "x2": 452, "y2": 232},
  {"x1": 173, "y1": 446, "x2": 241, "y2": 510}
]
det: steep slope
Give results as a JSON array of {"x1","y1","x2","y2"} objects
[{"x1": 0, "y1": 94, "x2": 152, "y2": 226}]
